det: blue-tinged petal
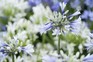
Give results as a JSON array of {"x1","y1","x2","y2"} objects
[
  {"x1": 52, "y1": 27, "x2": 61, "y2": 35},
  {"x1": 0, "y1": 24, "x2": 7, "y2": 31},
  {"x1": 71, "y1": 11, "x2": 80, "y2": 17},
  {"x1": 28, "y1": 0, "x2": 41, "y2": 6},
  {"x1": 70, "y1": 17, "x2": 81, "y2": 34},
  {"x1": 42, "y1": 55, "x2": 56, "y2": 62},
  {"x1": 70, "y1": 0, "x2": 80, "y2": 9},
  {"x1": 51, "y1": 2, "x2": 60, "y2": 11},
  {"x1": 42, "y1": 0, "x2": 53, "y2": 6},
  {"x1": 81, "y1": 10, "x2": 89, "y2": 19},
  {"x1": 63, "y1": 0, "x2": 69, "y2": 3},
  {"x1": 0, "y1": 53, "x2": 7, "y2": 62},
  {"x1": 0, "y1": 42, "x2": 8, "y2": 47},
  {"x1": 59, "y1": 2, "x2": 67, "y2": 13},
  {"x1": 83, "y1": 54, "x2": 93, "y2": 62},
  {"x1": 40, "y1": 22, "x2": 53, "y2": 34},
  {"x1": 0, "y1": 48, "x2": 6, "y2": 53},
  {"x1": 18, "y1": 44, "x2": 34, "y2": 56},
  {"x1": 85, "y1": 0, "x2": 93, "y2": 8},
  {"x1": 68, "y1": 11, "x2": 80, "y2": 19},
  {"x1": 84, "y1": 41, "x2": 93, "y2": 52},
  {"x1": 89, "y1": 11, "x2": 93, "y2": 21}
]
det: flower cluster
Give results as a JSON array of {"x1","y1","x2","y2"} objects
[
  {"x1": 40, "y1": 2, "x2": 80, "y2": 35},
  {"x1": 0, "y1": 0, "x2": 93, "y2": 62}
]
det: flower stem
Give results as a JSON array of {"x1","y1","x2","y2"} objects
[
  {"x1": 6, "y1": 58, "x2": 9, "y2": 62},
  {"x1": 12, "y1": 53, "x2": 15, "y2": 62},
  {"x1": 42, "y1": 33, "x2": 45, "y2": 48},
  {"x1": 58, "y1": 35, "x2": 60, "y2": 54}
]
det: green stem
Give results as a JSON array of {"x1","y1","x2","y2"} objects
[
  {"x1": 6, "y1": 58, "x2": 9, "y2": 62},
  {"x1": 42, "y1": 33, "x2": 45, "y2": 48},
  {"x1": 58, "y1": 35, "x2": 60, "y2": 54},
  {"x1": 12, "y1": 53, "x2": 15, "y2": 62},
  {"x1": 32, "y1": 34, "x2": 34, "y2": 43}
]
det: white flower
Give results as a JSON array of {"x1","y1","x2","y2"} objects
[
  {"x1": 52, "y1": 28, "x2": 61, "y2": 35},
  {"x1": 83, "y1": 54, "x2": 93, "y2": 62},
  {"x1": 59, "y1": 2, "x2": 66, "y2": 12},
  {"x1": 42, "y1": 55, "x2": 57, "y2": 62},
  {"x1": 18, "y1": 44, "x2": 34, "y2": 56},
  {"x1": 71, "y1": 11, "x2": 80, "y2": 16}
]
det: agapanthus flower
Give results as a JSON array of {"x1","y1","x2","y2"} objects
[
  {"x1": 40, "y1": 2, "x2": 80, "y2": 35},
  {"x1": 85, "y1": 0, "x2": 93, "y2": 8},
  {"x1": 51, "y1": 2, "x2": 60, "y2": 11},
  {"x1": 89, "y1": 33, "x2": 93, "y2": 39},
  {"x1": 88, "y1": 11, "x2": 93, "y2": 21},
  {"x1": 18, "y1": 44, "x2": 34, "y2": 56},
  {"x1": 42, "y1": 0, "x2": 53, "y2": 6},
  {"x1": 70, "y1": 17, "x2": 81, "y2": 34},
  {"x1": 0, "y1": 41, "x2": 8, "y2": 47},
  {"x1": 52, "y1": 27, "x2": 61, "y2": 35},
  {"x1": 60, "y1": 2, "x2": 66, "y2": 13},
  {"x1": 68, "y1": 11, "x2": 80, "y2": 18},
  {"x1": 42, "y1": 55, "x2": 56, "y2": 62},
  {"x1": 0, "y1": 41, "x2": 15, "y2": 55},
  {"x1": 0, "y1": 42, "x2": 10, "y2": 61},
  {"x1": 84, "y1": 40, "x2": 93, "y2": 52},
  {"x1": 0, "y1": 0, "x2": 28, "y2": 22},
  {"x1": 51, "y1": 1, "x2": 66, "y2": 12},
  {"x1": 28, "y1": 0, "x2": 67, "y2": 12},
  {"x1": 0, "y1": 24, "x2": 7, "y2": 31},
  {"x1": 83, "y1": 54, "x2": 93, "y2": 62},
  {"x1": 81, "y1": 10, "x2": 89, "y2": 20},
  {"x1": 63, "y1": 0, "x2": 69, "y2": 3},
  {"x1": 0, "y1": 41, "x2": 9, "y2": 53},
  {"x1": 40, "y1": 22, "x2": 53, "y2": 34},
  {"x1": 28, "y1": 0, "x2": 41, "y2": 6},
  {"x1": 28, "y1": 0, "x2": 53, "y2": 7},
  {"x1": 70, "y1": 0, "x2": 80, "y2": 9},
  {"x1": 0, "y1": 53, "x2": 7, "y2": 62},
  {"x1": 81, "y1": 10, "x2": 93, "y2": 21},
  {"x1": 0, "y1": 37, "x2": 34, "y2": 61}
]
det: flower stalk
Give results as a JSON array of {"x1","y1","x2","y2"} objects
[
  {"x1": 42, "y1": 33, "x2": 45, "y2": 48},
  {"x1": 12, "y1": 53, "x2": 15, "y2": 62},
  {"x1": 58, "y1": 35, "x2": 60, "y2": 54}
]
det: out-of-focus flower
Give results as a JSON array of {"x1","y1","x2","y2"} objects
[
  {"x1": 0, "y1": 53, "x2": 7, "y2": 62},
  {"x1": 60, "y1": 2, "x2": 66, "y2": 13},
  {"x1": 83, "y1": 54, "x2": 93, "y2": 62},
  {"x1": 70, "y1": 0, "x2": 80, "y2": 9},
  {"x1": 63, "y1": 0, "x2": 69, "y2": 3},
  {"x1": 85, "y1": 0, "x2": 93, "y2": 8},
  {"x1": 28, "y1": 0, "x2": 41, "y2": 6},
  {"x1": 68, "y1": 11, "x2": 80, "y2": 18},
  {"x1": 40, "y1": 22, "x2": 53, "y2": 34},
  {"x1": 70, "y1": 17, "x2": 81, "y2": 34},
  {"x1": 42, "y1": 55, "x2": 57, "y2": 62},
  {"x1": 0, "y1": 24, "x2": 7, "y2": 31},
  {"x1": 0, "y1": 41, "x2": 8, "y2": 47},
  {"x1": 84, "y1": 40, "x2": 93, "y2": 52},
  {"x1": 30, "y1": 4, "x2": 52, "y2": 24},
  {"x1": 69, "y1": 17, "x2": 90, "y2": 39},
  {"x1": 81, "y1": 10, "x2": 89, "y2": 20},
  {"x1": 0, "y1": 41, "x2": 9, "y2": 54},
  {"x1": 81, "y1": 10, "x2": 93, "y2": 21},
  {"x1": 89, "y1": 11, "x2": 93, "y2": 21},
  {"x1": 18, "y1": 44, "x2": 34, "y2": 56},
  {"x1": 52, "y1": 27, "x2": 61, "y2": 35},
  {"x1": 40, "y1": 2, "x2": 80, "y2": 35},
  {"x1": 51, "y1": 2, "x2": 60, "y2": 11},
  {"x1": 42, "y1": 0, "x2": 53, "y2": 6},
  {"x1": 0, "y1": 0, "x2": 28, "y2": 22}
]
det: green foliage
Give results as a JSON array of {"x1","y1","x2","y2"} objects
[{"x1": 62, "y1": 33, "x2": 86, "y2": 45}]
